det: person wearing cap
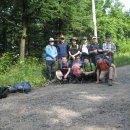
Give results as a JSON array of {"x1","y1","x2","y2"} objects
[
  {"x1": 57, "y1": 34, "x2": 69, "y2": 68},
  {"x1": 45, "y1": 38, "x2": 58, "y2": 80},
  {"x1": 102, "y1": 34, "x2": 116, "y2": 62},
  {"x1": 95, "y1": 54, "x2": 117, "y2": 86},
  {"x1": 69, "y1": 37, "x2": 80, "y2": 66},
  {"x1": 80, "y1": 36, "x2": 91, "y2": 60},
  {"x1": 89, "y1": 36, "x2": 103, "y2": 65}
]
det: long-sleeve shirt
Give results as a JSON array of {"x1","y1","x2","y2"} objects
[
  {"x1": 57, "y1": 42, "x2": 69, "y2": 59},
  {"x1": 45, "y1": 45, "x2": 58, "y2": 61},
  {"x1": 102, "y1": 42, "x2": 116, "y2": 53}
]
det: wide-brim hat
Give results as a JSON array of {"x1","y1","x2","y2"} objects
[
  {"x1": 72, "y1": 37, "x2": 77, "y2": 40},
  {"x1": 49, "y1": 38, "x2": 54, "y2": 42},
  {"x1": 56, "y1": 70, "x2": 63, "y2": 80}
]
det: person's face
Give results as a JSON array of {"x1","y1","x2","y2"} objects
[
  {"x1": 62, "y1": 57, "x2": 67, "y2": 63},
  {"x1": 82, "y1": 39, "x2": 87, "y2": 44},
  {"x1": 60, "y1": 38, "x2": 65, "y2": 43},
  {"x1": 97, "y1": 58, "x2": 103, "y2": 64},
  {"x1": 72, "y1": 39, "x2": 77, "y2": 44},
  {"x1": 106, "y1": 37, "x2": 111, "y2": 42},
  {"x1": 92, "y1": 38, "x2": 97, "y2": 44},
  {"x1": 75, "y1": 56, "x2": 80, "y2": 62},
  {"x1": 49, "y1": 41, "x2": 54, "y2": 45},
  {"x1": 84, "y1": 59, "x2": 89, "y2": 64}
]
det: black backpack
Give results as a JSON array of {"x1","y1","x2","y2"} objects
[{"x1": 0, "y1": 87, "x2": 9, "y2": 99}]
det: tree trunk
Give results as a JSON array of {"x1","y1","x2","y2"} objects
[
  {"x1": 20, "y1": 0, "x2": 27, "y2": 61},
  {"x1": 20, "y1": 26, "x2": 26, "y2": 60}
]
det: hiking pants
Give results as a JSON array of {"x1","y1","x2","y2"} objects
[
  {"x1": 99, "y1": 67, "x2": 113, "y2": 80},
  {"x1": 46, "y1": 60, "x2": 56, "y2": 80}
]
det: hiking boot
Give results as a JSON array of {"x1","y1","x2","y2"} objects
[{"x1": 108, "y1": 79, "x2": 112, "y2": 86}]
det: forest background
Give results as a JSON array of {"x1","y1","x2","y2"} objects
[{"x1": 0, "y1": 0, "x2": 130, "y2": 87}]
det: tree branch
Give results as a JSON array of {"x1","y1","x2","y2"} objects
[{"x1": 1, "y1": 16, "x2": 15, "y2": 25}]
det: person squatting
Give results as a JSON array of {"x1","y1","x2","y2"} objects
[{"x1": 45, "y1": 34, "x2": 117, "y2": 86}]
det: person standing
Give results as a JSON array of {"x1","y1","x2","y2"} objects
[
  {"x1": 45, "y1": 38, "x2": 57, "y2": 80},
  {"x1": 57, "y1": 34, "x2": 69, "y2": 68},
  {"x1": 80, "y1": 36, "x2": 91, "y2": 60},
  {"x1": 102, "y1": 34, "x2": 116, "y2": 62},
  {"x1": 89, "y1": 36, "x2": 103, "y2": 65},
  {"x1": 69, "y1": 37, "x2": 80, "y2": 65}
]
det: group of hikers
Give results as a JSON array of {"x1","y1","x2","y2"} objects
[{"x1": 45, "y1": 33, "x2": 117, "y2": 86}]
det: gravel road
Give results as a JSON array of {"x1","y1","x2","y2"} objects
[{"x1": 0, "y1": 65, "x2": 130, "y2": 130}]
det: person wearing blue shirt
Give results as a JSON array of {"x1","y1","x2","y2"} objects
[
  {"x1": 45, "y1": 38, "x2": 58, "y2": 80},
  {"x1": 57, "y1": 34, "x2": 69, "y2": 68}
]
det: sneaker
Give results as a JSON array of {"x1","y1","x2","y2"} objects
[{"x1": 108, "y1": 79, "x2": 112, "y2": 86}]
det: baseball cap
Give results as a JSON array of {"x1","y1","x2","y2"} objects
[
  {"x1": 49, "y1": 38, "x2": 54, "y2": 42},
  {"x1": 92, "y1": 36, "x2": 97, "y2": 39},
  {"x1": 59, "y1": 34, "x2": 65, "y2": 39},
  {"x1": 82, "y1": 36, "x2": 87, "y2": 40},
  {"x1": 95, "y1": 55, "x2": 103, "y2": 60},
  {"x1": 105, "y1": 32, "x2": 111, "y2": 38},
  {"x1": 106, "y1": 34, "x2": 111, "y2": 38}
]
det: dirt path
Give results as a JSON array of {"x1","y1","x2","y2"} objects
[{"x1": 0, "y1": 65, "x2": 130, "y2": 130}]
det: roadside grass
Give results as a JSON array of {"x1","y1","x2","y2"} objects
[
  {"x1": 0, "y1": 58, "x2": 47, "y2": 88},
  {"x1": 115, "y1": 52, "x2": 130, "y2": 67},
  {"x1": 0, "y1": 52, "x2": 130, "y2": 88}
]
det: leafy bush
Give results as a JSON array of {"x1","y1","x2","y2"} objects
[
  {"x1": 115, "y1": 52, "x2": 130, "y2": 67},
  {"x1": 0, "y1": 57, "x2": 47, "y2": 87},
  {"x1": 0, "y1": 52, "x2": 13, "y2": 73}
]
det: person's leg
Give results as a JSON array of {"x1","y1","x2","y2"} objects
[
  {"x1": 58, "y1": 58, "x2": 62, "y2": 69},
  {"x1": 51, "y1": 61, "x2": 56, "y2": 80},
  {"x1": 99, "y1": 71, "x2": 108, "y2": 82},
  {"x1": 81, "y1": 73, "x2": 87, "y2": 81},
  {"x1": 88, "y1": 72, "x2": 97, "y2": 81},
  {"x1": 46, "y1": 61, "x2": 52, "y2": 80},
  {"x1": 108, "y1": 67, "x2": 113, "y2": 86},
  {"x1": 69, "y1": 59, "x2": 73, "y2": 67}
]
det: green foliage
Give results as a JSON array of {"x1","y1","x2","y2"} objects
[
  {"x1": 0, "y1": 52, "x2": 13, "y2": 73},
  {"x1": 0, "y1": 0, "x2": 130, "y2": 57},
  {"x1": 0, "y1": 0, "x2": 130, "y2": 87},
  {"x1": 0, "y1": 57, "x2": 47, "y2": 87},
  {"x1": 115, "y1": 52, "x2": 130, "y2": 67}
]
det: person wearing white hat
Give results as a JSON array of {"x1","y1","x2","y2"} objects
[
  {"x1": 80, "y1": 36, "x2": 91, "y2": 60},
  {"x1": 89, "y1": 36, "x2": 103, "y2": 65},
  {"x1": 45, "y1": 38, "x2": 58, "y2": 80}
]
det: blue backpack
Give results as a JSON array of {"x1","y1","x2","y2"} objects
[{"x1": 9, "y1": 82, "x2": 32, "y2": 93}]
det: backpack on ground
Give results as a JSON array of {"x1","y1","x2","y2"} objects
[
  {"x1": 0, "y1": 87, "x2": 9, "y2": 99},
  {"x1": 9, "y1": 82, "x2": 32, "y2": 93}
]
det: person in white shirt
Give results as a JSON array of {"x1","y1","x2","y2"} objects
[{"x1": 80, "y1": 36, "x2": 91, "y2": 60}]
